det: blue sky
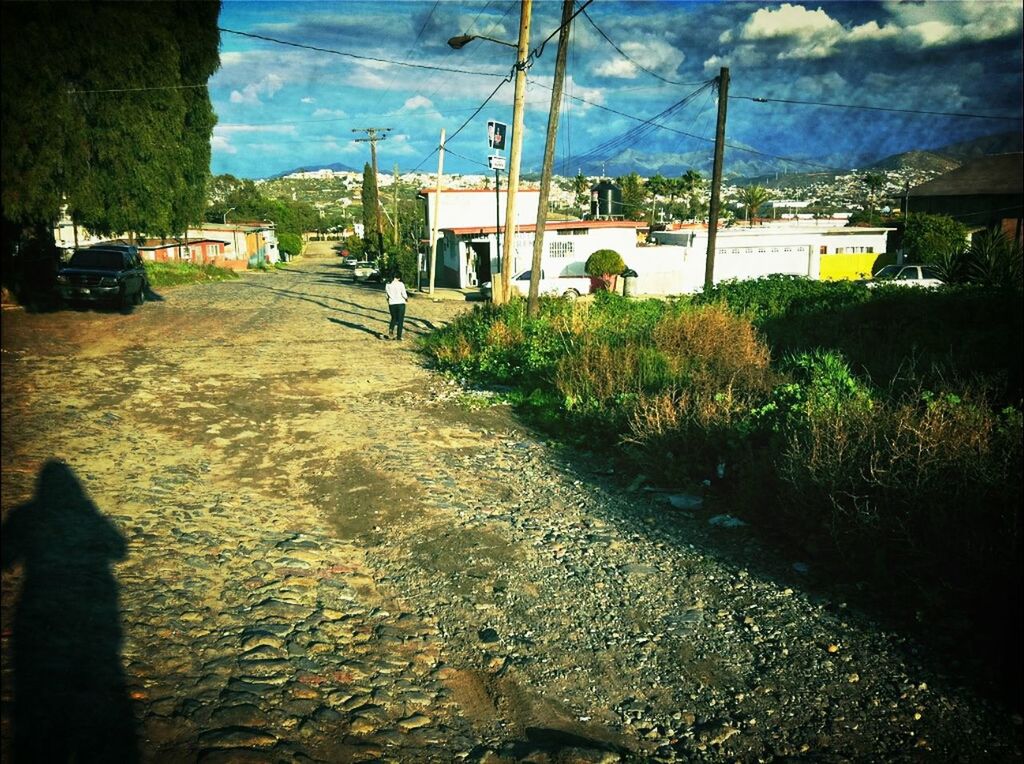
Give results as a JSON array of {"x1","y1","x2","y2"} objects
[{"x1": 210, "y1": 0, "x2": 1023, "y2": 179}]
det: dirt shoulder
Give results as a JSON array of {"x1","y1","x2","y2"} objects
[{"x1": 2, "y1": 255, "x2": 1020, "y2": 762}]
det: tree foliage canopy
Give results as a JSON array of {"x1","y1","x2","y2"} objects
[
  {"x1": 1, "y1": 1, "x2": 221, "y2": 237},
  {"x1": 903, "y1": 213, "x2": 969, "y2": 264}
]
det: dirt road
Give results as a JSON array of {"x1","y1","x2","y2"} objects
[{"x1": 2, "y1": 252, "x2": 1019, "y2": 762}]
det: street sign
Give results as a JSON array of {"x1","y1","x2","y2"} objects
[
  {"x1": 487, "y1": 120, "x2": 507, "y2": 151},
  {"x1": 488, "y1": 155, "x2": 506, "y2": 171}
]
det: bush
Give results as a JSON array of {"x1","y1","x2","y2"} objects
[
  {"x1": 144, "y1": 261, "x2": 238, "y2": 287},
  {"x1": 278, "y1": 232, "x2": 303, "y2": 257},
  {"x1": 585, "y1": 248, "x2": 626, "y2": 291}
]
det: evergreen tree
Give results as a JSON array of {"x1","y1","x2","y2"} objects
[
  {"x1": 360, "y1": 163, "x2": 381, "y2": 257},
  {"x1": 1, "y1": 2, "x2": 221, "y2": 240},
  {"x1": 617, "y1": 172, "x2": 647, "y2": 220}
]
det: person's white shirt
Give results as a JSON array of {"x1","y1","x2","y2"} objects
[{"x1": 385, "y1": 279, "x2": 408, "y2": 305}]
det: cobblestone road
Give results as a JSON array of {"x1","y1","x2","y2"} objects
[{"x1": 2, "y1": 253, "x2": 1020, "y2": 762}]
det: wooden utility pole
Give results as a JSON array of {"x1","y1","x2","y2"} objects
[
  {"x1": 392, "y1": 164, "x2": 400, "y2": 246},
  {"x1": 428, "y1": 128, "x2": 445, "y2": 296},
  {"x1": 498, "y1": 0, "x2": 532, "y2": 305},
  {"x1": 353, "y1": 127, "x2": 391, "y2": 256},
  {"x1": 704, "y1": 67, "x2": 729, "y2": 291},
  {"x1": 527, "y1": 0, "x2": 572, "y2": 318}
]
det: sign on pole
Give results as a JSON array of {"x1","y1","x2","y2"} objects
[
  {"x1": 488, "y1": 155, "x2": 506, "y2": 171},
  {"x1": 487, "y1": 120, "x2": 507, "y2": 151}
]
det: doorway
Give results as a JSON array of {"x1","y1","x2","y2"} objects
[{"x1": 469, "y1": 242, "x2": 492, "y2": 286}]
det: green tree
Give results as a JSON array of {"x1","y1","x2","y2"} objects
[
  {"x1": 360, "y1": 163, "x2": 381, "y2": 258},
  {"x1": 679, "y1": 170, "x2": 705, "y2": 220},
  {"x1": 573, "y1": 172, "x2": 589, "y2": 212},
  {"x1": 616, "y1": 172, "x2": 647, "y2": 220},
  {"x1": 1, "y1": 1, "x2": 220, "y2": 239},
  {"x1": 862, "y1": 172, "x2": 886, "y2": 216},
  {"x1": 738, "y1": 184, "x2": 771, "y2": 224},
  {"x1": 902, "y1": 213, "x2": 969, "y2": 264}
]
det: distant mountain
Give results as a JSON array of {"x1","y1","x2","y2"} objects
[
  {"x1": 931, "y1": 130, "x2": 1023, "y2": 161},
  {"x1": 866, "y1": 150, "x2": 960, "y2": 173},
  {"x1": 270, "y1": 162, "x2": 359, "y2": 179}
]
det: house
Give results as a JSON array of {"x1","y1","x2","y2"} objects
[
  {"x1": 186, "y1": 222, "x2": 280, "y2": 267},
  {"x1": 907, "y1": 152, "x2": 1023, "y2": 242}
]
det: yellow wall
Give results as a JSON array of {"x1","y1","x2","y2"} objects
[{"x1": 819, "y1": 252, "x2": 895, "y2": 281}]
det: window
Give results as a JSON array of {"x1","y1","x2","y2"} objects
[
  {"x1": 557, "y1": 228, "x2": 588, "y2": 236},
  {"x1": 549, "y1": 240, "x2": 573, "y2": 259}
]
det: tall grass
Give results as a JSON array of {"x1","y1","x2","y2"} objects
[{"x1": 421, "y1": 284, "x2": 1023, "y2": 684}]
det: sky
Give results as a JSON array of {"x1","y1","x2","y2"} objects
[{"x1": 210, "y1": 0, "x2": 1024, "y2": 179}]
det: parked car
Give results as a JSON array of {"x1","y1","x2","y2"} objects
[
  {"x1": 352, "y1": 261, "x2": 379, "y2": 281},
  {"x1": 343, "y1": 256, "x2": 360, "y2": 267},
  {"x1": 480, "y1": 269, "x2": 592, "y2": 300},
  {"x1": 866, "y1": 264, "x2": 944, "y2": 288},
  {"x1": 56, "y1": 244, "x2": 149, "y2": 308}
]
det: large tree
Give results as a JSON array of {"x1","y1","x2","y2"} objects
[
  {"x1": 360, "y1": 163, "x2": 381, "y2": 257},
  {"x1": 616, "y1": 172, "x2": 647, "y2": 220},
  {"x1": 1, "y1": 2, "x2": 221, "y2": 239}
]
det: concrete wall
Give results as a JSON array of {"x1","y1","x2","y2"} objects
[{"x1": 422, "y1": 189, "x2": 541, "y2": 232}]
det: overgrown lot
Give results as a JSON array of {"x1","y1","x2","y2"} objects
[
  {"x1": 421, "y1": 277, "x2": 1023, "y2": 703},
  {"x1": 144, "y1": 261, "x2": 240, "y2": 287}
]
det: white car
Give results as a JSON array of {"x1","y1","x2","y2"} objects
[
  {"x1": 352, "y1": 261, "x2": 378, "y2": 281},
  {"x1": 867, "y1": 264, "x2": 944, "y2": 288},
  {"x1": 343, "y1": 256, "x2": 359, "y2": 267},
  {"x1": 479, "y1": 269, "x2": 592, "y2": 300}
]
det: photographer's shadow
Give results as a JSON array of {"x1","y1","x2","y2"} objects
[{"x1": 1, "y1": 460, "x2": 138, "y2": 762}]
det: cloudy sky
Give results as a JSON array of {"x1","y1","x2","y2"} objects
[{"x1": 210, "y1": 0, "x2": 1023, "y2": 179}]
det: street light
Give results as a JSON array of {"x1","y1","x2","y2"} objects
[
  {"x1": 223, "y1": 207, "x2": 235, "y2": 224},
  {"x1": 447, "y1": 34, "x2": 517, "y2": 50}
]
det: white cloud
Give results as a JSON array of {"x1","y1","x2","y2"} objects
[
  {"x1": 214, "y1": 124, "x2": 297, "y2": 136},
  {"x1": 738, "y1": 4, "x2": 842, "y2": 43},
  {"x1": 312, "y1": 108, "x2": 347, "y2": 118},
  {"x1": 211, "y1": 135, "x2": 236, "y2": 155},
  {"x1": 401, "y1": 95, "x2": 434, "y2": 112},
  {"x1": 595, "y1": 59, "x2": 639, "y2": 78},
  {"x1": 301, "y1": 97, "x2": 316, "y2": 104},
  {"x1": 229, "y1": 73, "x2": 286, "y2": 105}
]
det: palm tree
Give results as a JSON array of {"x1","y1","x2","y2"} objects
[
  {"x1": 862, "y1": 172, "x2": 886, "y2": 217},
  {"x1": 739, "y1": 184, "x2": 771, "y2": 225},
  {"x1": 679, "y1": 170, "x2": 705, "y2": 220}
]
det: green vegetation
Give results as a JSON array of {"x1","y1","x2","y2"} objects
[
  {"x1": 144, "y1": 261, "x2": 238, "y2": 288},
  {"x1": 421, "y1": 278, "x2": 1023, "y2": 694},
  {"x1": 585, "y1": 249, "x2": 626, "y2": 291},
  {"x1": 903, "y1": 212, "x2": 969, "y2": 264},
  {"x1": 1, "y1": 2, "x2": 220, "y2": 238}
]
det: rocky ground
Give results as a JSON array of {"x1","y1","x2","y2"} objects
[{"x1": 2, "y1": 248, "x2": 1021, "y2": 762}]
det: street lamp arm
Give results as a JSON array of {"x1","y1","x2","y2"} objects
[{"x1": 447, "y1": 34, "x2": 517, "y2": 50}]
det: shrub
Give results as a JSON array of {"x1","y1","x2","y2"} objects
[
  {"x1": 278, "y1": 232, "x2": 303, "y2": 257},
  {"x1": 585, "y1": 248, "x2": 626, "y2": 291},
  {"x1": 903, "y1": 212, "x2": 969, "y2": 265}
]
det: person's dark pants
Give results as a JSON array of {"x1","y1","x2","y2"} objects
[{"x1": 388, "y1": 303, "x2": 406, "y2": 339}]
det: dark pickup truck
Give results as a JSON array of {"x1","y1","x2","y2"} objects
[{"x1": 56, "y1": 245, "x2": 149, "y2": 308}]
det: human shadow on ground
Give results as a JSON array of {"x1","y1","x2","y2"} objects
[{"x1": 1, "y1": 460, "x2": 138, "y2": 762}]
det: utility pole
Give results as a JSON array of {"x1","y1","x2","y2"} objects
[
  {"x1": 428, "y1": 128, "x2": 445, "y2": 296},
  {"x1": 527, "y1": 0, "x2": 572, "y2": 318},
  {"x1": 497, "y1": 0, "x2": 532, "y2": 305},
  {"x1": 392, "y1": 163, "x2": 400, "y2": 247},
  {"x1": 353, "y1": 127, "x2": 391, "y2": 257},
  {"x1": 704, "y1": 67, "x2": 729, "y2": 291}
]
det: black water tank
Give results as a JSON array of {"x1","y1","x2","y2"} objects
[{"x1": 590, "y1": 180, "x2": 622, "y2": 218}]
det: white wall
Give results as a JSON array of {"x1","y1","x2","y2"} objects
[{"x1": 423, "y1": 189, "x2": 540, "y2": 232}]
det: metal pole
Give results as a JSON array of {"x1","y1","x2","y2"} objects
[
  {"x1": 428, "y1": 128, "x2": 445, "y2": 296},
  {"x1": 704, "y1": 67, "x2": 729, "y2": 291},
  {"x1": 494, "y1": 168, "x2": 501, "y2": 298},
  {"x1": 527, "y1": 0, "x2": 573, "y2": 318},
  {"x1": 498, "y1": 0, "x2": 532, "y2": 304}
]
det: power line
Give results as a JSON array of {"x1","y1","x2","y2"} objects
[
  {"x1": 732, "y1": 94, "x2": 1023, "y2": 122},
  {"x1": 579, "y1": 7, "x2": 705, "y2": 87},
  {"x1": 218, "y1": 27, "x2": 506, "y2": 78}
]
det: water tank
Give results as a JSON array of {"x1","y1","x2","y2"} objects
[{"x1": 590, "y1": 180, "x2": 622, "y2": 219}]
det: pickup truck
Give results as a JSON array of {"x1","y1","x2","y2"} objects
[
  {"x1": 56, "y1": 244, "x2": 149, "y2": 308},
  {"x1": 480, "y1": 269, "x2": 593, "y2": 301}
]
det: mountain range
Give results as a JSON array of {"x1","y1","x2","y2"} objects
[{"x1": 271, "y1": 130, "x2": 1021, "y2": 183}]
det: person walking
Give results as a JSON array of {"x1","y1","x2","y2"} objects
[{"x1": 384, "y1": 272, "x2": 409, "y2": 340}]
